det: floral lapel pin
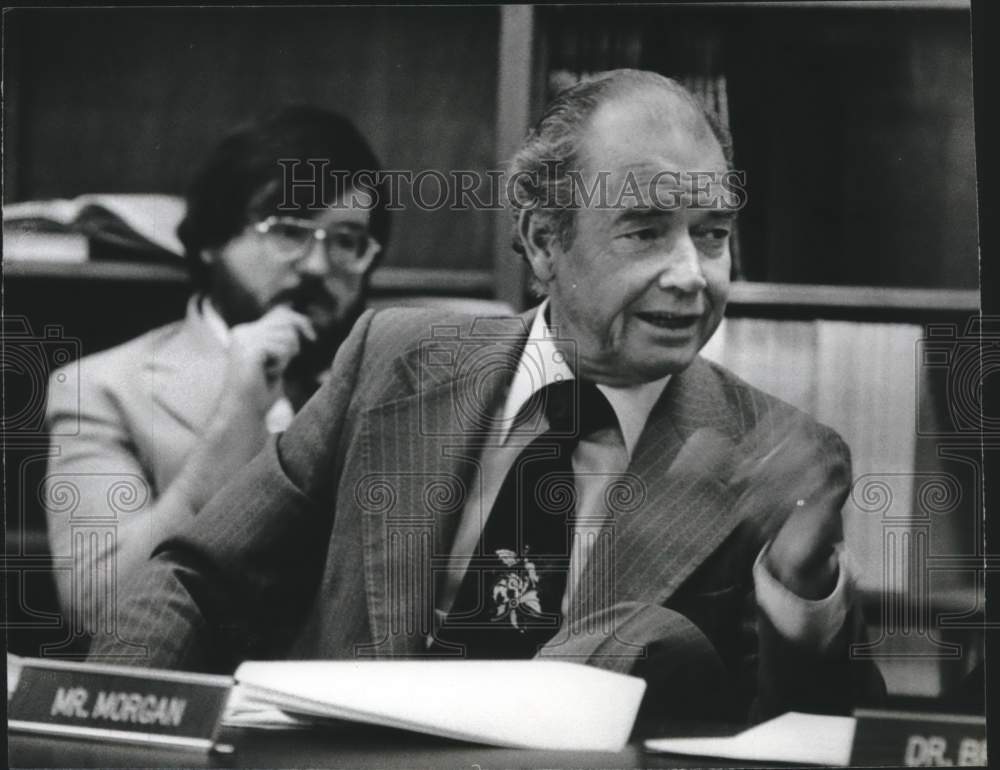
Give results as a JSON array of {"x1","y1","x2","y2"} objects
[{"x1": 491, "y1": 548, "x2": 543, "y2": 631}]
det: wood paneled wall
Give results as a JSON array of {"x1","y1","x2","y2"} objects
[
  {"x1": 4, "y1": 6, "x2": 501, "y2": 272},
  {"x1": 540, "y1": 5, "x2": 978, "y2": 290}
]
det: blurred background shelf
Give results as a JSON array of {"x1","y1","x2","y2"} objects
[
  {"x1": 725, "y1": 282, "x2": 980, "y2": 321},
  {"x1": 5, "y1": 259, "x2": 978, "y2": 319},
  {"x1": 4, "y1": 3, "x2": 979, "y2": 309},
  {"x1": 3, "y1": 260, "x2": 496, "y2": 297},
  {"x1": 4, "y1": 259, "x2": 188, "y2": 283}
]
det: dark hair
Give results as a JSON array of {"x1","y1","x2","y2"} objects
[
  {"x1": 507, "y1": 70, "x2": 732, "y2": 277},
  {"x1": 177, "y1": 105, "x2": 389, "y2": 290}
]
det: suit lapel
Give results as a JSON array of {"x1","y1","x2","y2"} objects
[
  {"x1": 576, "y1": 357, "x2": 747, "y2": 615},
  {"x1": 354, "y1": 320, "x2": 753, "y2": 655},
  {"x1": 354, "y1": 312, "x2": 535, "y2": 657}
]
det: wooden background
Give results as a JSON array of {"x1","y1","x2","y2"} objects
[
  {"x1": 4, "y1": 6, "x2": 501, "y2": 273},
  {"x1": 5, "y1": 5, "x2": 978, "y2": 289},
  {"x1": 540, "y1": 4, "x2": 978, "y2": 289}
]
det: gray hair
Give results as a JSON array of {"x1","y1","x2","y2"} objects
[{"x1": 507, "y1": 69, "x2": 733, "y2": 291}]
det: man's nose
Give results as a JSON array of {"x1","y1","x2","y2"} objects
[
  {"x1": 297, "y1": 235, "x2": 330, "y2": 275},
  {"x1": 657, "y1": 234, "x2": 707, "y2": 293}
]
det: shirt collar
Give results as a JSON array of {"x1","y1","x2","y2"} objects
[
  {"x1": 194, "y1": 295, "x2": 231, "y2": 346},
  {"x1": 499, "y1": 299, "x2": 671, "y2": 457}
]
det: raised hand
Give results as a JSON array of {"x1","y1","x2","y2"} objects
[
  {"x1": 223, "y1": 305, "x2": 317, "y2": 416},
  {"x1": 666, "y1": 416, "x2": 849, "y2": 600},
  {"x1": 728, "y1": 416, "x2": 849, "y2": 599}
]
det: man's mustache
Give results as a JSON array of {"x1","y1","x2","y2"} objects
[{"x1": 273, "y1": 280, "x2": 339, "y2": 316}]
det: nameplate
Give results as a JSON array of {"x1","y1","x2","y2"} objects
[
  {"x1": 850, "y1": 709, "x2": 987, "y2": 767},
  {"x1": 8, "y1": 657, "x2": 233, "y2": 751}
]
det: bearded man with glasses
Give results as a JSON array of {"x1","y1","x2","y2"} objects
[{"x1": 44, "y1": 106, "x2": 389, "y2": 633}]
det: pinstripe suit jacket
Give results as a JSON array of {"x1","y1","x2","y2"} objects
[{"x1": 93, "y1": 306, "x2": 882, "y2": 721}]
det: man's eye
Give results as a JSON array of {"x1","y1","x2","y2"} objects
[
  {"x1": 622, "y1": 228, "x2": 658, "y2": 242},
  {"x1": 693, "y1": 227, "x2": 731, "y2": 240},
  {"x1": 330, "y1": 231, "x2": 366, "y2": 252},
  {"x1": 269, "y1": 223, "x2": 312, "y2": 242}
]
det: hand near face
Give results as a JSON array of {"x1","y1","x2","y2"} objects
[{"x1": 223, "y1": 305, "x2": 317, "y2": 416}]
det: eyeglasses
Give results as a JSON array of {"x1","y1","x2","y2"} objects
[{"x1": 253, "y1": 216, "x2": 378, "y2": 273}]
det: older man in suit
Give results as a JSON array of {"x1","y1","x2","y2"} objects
[
  {"x1": 91, "y1": 71, "x2": 881, "y2": 721},
  {"x1": 45, "y1": 106, "x2": 387, "y2": 631}
]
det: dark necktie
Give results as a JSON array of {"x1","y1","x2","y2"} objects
[{"x1": 434, "y1": 379, "x2": 616, "y2": 658}]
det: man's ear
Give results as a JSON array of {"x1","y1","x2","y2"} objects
[{"x1": 518, "y1": 209, "x2": 559, "y2": 285}]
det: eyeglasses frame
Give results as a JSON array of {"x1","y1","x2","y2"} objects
[{"x1": 252, "y1": 215, "x2": 379, "y2": 274}]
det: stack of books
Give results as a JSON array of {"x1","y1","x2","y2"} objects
[{"x1": 3, "y1": 194, "x2": 186, "y2": 263}]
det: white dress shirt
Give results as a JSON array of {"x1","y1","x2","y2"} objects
[{"x1": 435, "y1": 300, "x2": 850, "y2": 650}]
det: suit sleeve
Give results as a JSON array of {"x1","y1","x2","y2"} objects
[
  {"x1": 45, "y1": 364, "x2": 188, "y2": 627},
  {"x1": 750, "y1": 428, "x2": 885, "y2": 719},
  {"x1": 86, "y1": 309, "x2": 377, "y2": 671},
  {"x1": 754, "y1": 542, "x2": 849, "y2": 650}
]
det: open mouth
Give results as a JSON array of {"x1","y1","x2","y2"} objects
[{"x1": 635, "y1": 311, "x2": 701, "y2": 331}]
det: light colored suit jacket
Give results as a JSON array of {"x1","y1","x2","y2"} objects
[
  {"x1": 45, "y1": 305, "x2": 228, "y2": 620},
  {"x1": 90, "y1": 306, "x2": 883, "y2": 720}
]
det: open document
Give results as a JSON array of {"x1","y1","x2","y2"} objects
[
  {"x1": 231, "y1": 660, "x2": 646, "y2": 750},
  {"x1": 645, "y1": 712, "x2": 857, "y2": 766}
]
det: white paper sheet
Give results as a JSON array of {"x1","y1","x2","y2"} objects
[
  {"x1": 233, "y1": 659, "x2": 645, "y2": 750},
  {"x1": 223, "y1": 684, "x2": 314, "y2": 730},
  {"x1": 644, "y1": 711, "x2": 857, "y2": 766}
]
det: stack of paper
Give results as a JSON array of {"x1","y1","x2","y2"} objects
[
  {"x1": 233, "y1": 660, "x2": 646, "y2": 750},
  {"x1": 645, "y1": 712, "x2": 857, "y2": 766},
  {"x1": 3, "y1": 194, "x2": 186, "y2": 261},
  {"x1": 224, "y1": 686, "x2": 314, "y2": 731}
]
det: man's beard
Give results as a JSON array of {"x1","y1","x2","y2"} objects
[
  {"x1": 282, "y1": 283, "x2": 364, "y2": 386},
  {"x1": 209, "y1": 271, "x2": 364, "y2": 394}
]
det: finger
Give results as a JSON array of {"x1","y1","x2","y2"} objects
[
  {"x1": 256, "y1": 304, "x2": 298, "y2": 325},
  {"x1": 260, "y1": 322, "x2": 305, "y2": 348},
  {"x1": 770, "y1": 502, "x2": 843, "y2": 581},
  {"x1": 288, "y1": 313, "x2": 318, "y2": 343},
  {"x1": 266, "y1": 305, "x2": 318, "y2": 344},
  {"x1": 261, "y1": 346, "x2": 301, "y2": 384},
  {"x1": 236, "y1": 328, "x2": 297, "y2": 363},
  {"x1": 262, "y1": 354, "x2": 284, "y2": 383},
  {"x1": 261, "y1": 332, "x2": 303, "y2": 369},
  {"x1": 363, "y1": 239, "x2": 382, "y2": 263}
]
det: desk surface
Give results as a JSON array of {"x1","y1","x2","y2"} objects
[{"x1": 9, "y1": 719, "x2": 790, "y2": 769}]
